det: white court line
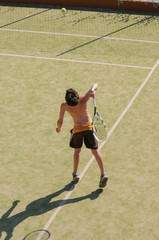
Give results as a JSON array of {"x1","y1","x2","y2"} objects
[
  {"x1": 0, "y1": 53, "x2": 152, "y2": 69},
  {"x1": 38, "y1": 59, "x2": 159, "y2": 239},
  {"x1": 1, "y1": 28, "x2": 159, "y2": 44}
]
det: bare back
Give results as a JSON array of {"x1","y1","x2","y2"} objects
[
  {"x1": 65, "y1": 97, "x2": 92, "y2": 126},
  {"x1": 56, "y1": 84, "x2": 98, "y2": 133}
]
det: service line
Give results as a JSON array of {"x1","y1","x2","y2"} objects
[{"x1": 0, "y1": 52, "x2": 152, "y2": 69}]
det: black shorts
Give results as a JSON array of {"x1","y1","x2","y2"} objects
[{"x1": 70, "y1": 130, "x2": 98, "y2": 149}]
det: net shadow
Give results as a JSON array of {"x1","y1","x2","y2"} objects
[
  {"x1": 0, "y1": 7, "x2": 50, "y2": 29},
  {"x1": 56, "y1": 15, "x2": 154, "y2": 56}
]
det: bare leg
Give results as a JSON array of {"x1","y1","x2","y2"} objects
[
  {"x1": 91, "y1": 149, "x2": 105, "y2": 175},
  {"x1": 73, "y1": 148, "x2": 81, "y2": 174},
  {"x1": 91, "y1": 149, "x2": 108, "y2": 187}
]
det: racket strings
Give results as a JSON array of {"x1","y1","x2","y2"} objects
[
  {"x1": 93, "y1": 115, "x2": 107, "y2": 141},
  {"x1": 24, "y1": 230, "x2": 50, "y2": 240}
]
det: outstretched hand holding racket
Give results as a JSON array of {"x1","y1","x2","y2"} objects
[{"x1": 92, "y1": 91, "x2": 107, "y2": 142}]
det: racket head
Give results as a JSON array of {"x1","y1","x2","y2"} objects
[
  {"x1": 23, "y1": 229, "x2": 50, "y2": 240},
  {"x1": 92, "y1": 112, "x2": 107, "y2": 142}
]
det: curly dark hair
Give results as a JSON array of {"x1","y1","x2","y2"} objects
[{"x1": 65, "y1": 88, "x2": 80, "y2": 106}]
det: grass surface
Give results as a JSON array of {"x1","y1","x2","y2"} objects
[{"x1": 0, "y1": 5, "x2": 159, "y2": 240}]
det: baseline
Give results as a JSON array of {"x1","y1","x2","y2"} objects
[{"x1": 0, "y1": 28, "x2": 159, "y2": 44}]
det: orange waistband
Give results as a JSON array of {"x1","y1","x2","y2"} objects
[{"x1": 73, "y1": 123, "x2": 93, "y2": 134}]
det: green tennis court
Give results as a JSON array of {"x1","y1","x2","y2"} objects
[{"x1": 0, "y1": 4, "x2": 159, "y2": 240}]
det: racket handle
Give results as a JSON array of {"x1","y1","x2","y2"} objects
[{"x1": 92, "y1": 97, "x2": 96, "y2": 107}]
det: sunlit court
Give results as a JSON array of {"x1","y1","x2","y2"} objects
[{"x1": 0, "y1": 0, "x2": 159, "y2": 239}]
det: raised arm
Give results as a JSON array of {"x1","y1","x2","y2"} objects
[
  {"x1": 90, "y1": 83, "x2": 98, "y2": 96},
  {"x1": 81, "y1": 83, "x2": 98, "y2": 103},
  {"x1": 56, "y1": 103, "x2": 66, "y2": 133}
]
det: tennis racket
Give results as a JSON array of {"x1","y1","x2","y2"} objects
[
  {"x1": 22, "y1": 229, "x2": 50, "y2": 240},
  {"x1": 92, "y1": 98, "x2": 107, "y2": 142}
]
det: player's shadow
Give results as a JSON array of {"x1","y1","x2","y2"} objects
[{"x1": 0, "y1": 182, "x2": 103, "y2": 240}]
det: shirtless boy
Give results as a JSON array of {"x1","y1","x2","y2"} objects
[{"x1": 56, "y1": 83, "x2": 108, "y2": 188}]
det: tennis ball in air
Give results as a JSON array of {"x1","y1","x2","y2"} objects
[{"x1": 61, "y1": 8, "x2": 67, "y2": 13}]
